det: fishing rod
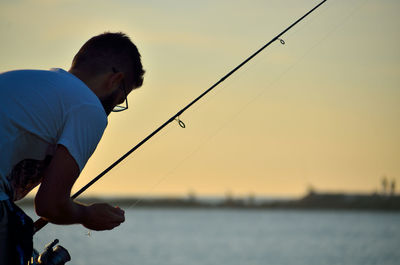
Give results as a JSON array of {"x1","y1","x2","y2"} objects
[{"x1": 33, "y1": 0, "x2": 328, "y2": 235}]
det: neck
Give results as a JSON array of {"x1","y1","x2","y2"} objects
[{"x1": 68, "y1": 68, "x2": 103, "y2": 98}]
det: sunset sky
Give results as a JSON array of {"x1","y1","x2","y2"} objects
[{"x1": 1, "y1": 0, "x2": 399, "y2": 198}]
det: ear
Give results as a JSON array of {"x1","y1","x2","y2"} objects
[{"x1": 106, "y1": 71, "x2": 124, "y2": 92}]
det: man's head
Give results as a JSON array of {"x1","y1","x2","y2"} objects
[{"x1": 69, "y1": 32, "x2": 145, "y2": 115}]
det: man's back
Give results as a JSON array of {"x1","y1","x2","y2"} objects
[{"x1": 0, "y1": 68, "x2": 107, "y2": 200}]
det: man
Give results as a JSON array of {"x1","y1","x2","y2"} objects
[{"x1": 0, "y1": 32, "x2": 145, "y2": 264}]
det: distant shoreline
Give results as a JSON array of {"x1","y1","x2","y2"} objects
[{"x1": 16, "y1": 191, "x2": 400, "y2": 211}]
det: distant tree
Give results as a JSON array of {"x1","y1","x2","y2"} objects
[
  {"x1": 307, "y1": 184, "x2": 316, "y2": 195},
  {"x1": 382, "y1": 176, "x2": 388, "y2": 195},
  {"x1": 225, "y1": 190, "x2": 234, "y2": 204},
  {"x1": 187, "y1": 189, "x2": 197, "y2": 202},
  {"x1": 390, "y1": 179, "x2": 396, "y2": 196}
]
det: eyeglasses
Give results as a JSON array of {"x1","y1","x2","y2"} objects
[{"x1": 112, "y1": 67, "x2": 128, "y2": 112}]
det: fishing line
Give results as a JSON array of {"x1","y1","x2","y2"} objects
[
  {"x1": 186, "y1": 40, "x2": 283, "y2": 117},
  {"x1": 87, "y1": 0, "x2": 371, "y2": 243},
  {"x1": 186, "y1": 0, "x2": 336, "y2": 117},
  {"x1": 281, "y1": 0, "x2": 332, "y2": 43},
  {"x1": 120, "y1": 0, "x2": 371, "y2": 212},
  {"x1": 33, "y1": 0, "x2": 328, "y2": 234},
  {"x1": 186, "y1": 4, "x2": 328, "y2": 116},
  {"x1": 288, "y1": 0, "x2": 369, "y2": 43}
]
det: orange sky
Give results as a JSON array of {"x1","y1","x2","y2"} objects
[{"x1": 1, "y1": 0, "x2": 399, "y2": 197}]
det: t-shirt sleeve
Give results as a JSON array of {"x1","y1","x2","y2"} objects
[{"x1": 57, "y1": 104, "x2": 107, "y2": 171}]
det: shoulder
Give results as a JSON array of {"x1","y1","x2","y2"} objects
[
  {"x1": 50, "y1": 69, "x2": 102, "y2": 105},
  {"x1": 49, "y1": 69, "x2": 107, "y2": 120}
]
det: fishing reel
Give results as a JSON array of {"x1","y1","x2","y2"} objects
[{"x1": 29, "y1": 239, "x2": 71, "y2": 265}]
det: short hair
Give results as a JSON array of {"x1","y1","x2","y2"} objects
[{"x1": 71, "y1": 32, "x2": 145, "y2": 88}]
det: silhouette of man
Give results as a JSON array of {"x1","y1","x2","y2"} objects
[{"x1": 0, "y1": 32, "x2": 145, "y2": 264}]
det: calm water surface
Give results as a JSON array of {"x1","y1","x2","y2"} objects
[{"x1": 24, "y1": 208, "x2": 400, "y2": 265}]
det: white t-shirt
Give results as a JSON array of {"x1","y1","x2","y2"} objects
[{"x1": 0, "y1": 68, "x2": 107, "y2": 200}]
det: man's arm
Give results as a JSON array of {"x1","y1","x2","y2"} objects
[{"x1": 35, "y1": 144, "x2": 124, "y2": 231}]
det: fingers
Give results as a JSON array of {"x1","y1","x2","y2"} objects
[
  {"x1": 106, "y1": 205, "x2": 125, "y2": 223},
  {"x1": 110, "y1": 205, "x2": 125, "y2": 216},
  {"x1": 83, "y1": 203, "x2": 126, "y2": 231}
]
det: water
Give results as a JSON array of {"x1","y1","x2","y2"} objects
[{"x1": 25, "y1": 208, "x2": 400, "y2": 265}]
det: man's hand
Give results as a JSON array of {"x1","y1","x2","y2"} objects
[
  {"x1": 35, "y1": 144, "x2": 125, "y2": 231},
  {"x1": 83, "y1": 203, "x2": 125, "y2": 231}
]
